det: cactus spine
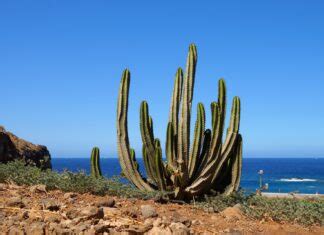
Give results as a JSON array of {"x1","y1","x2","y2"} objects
[
  {"x1": 90, "y1": 147, "x2": 102, "y2": 179},
  {"x1": 116, "y1": 44, "x2": 243, "y2": 199}
]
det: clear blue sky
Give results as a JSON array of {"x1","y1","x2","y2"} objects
[{"x1": 1, "y1": 1, "x2": 324, "y2": 158}]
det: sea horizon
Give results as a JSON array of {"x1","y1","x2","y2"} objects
[{"x1": 52, "y1": 158, "x2": 324, "y2": 194}]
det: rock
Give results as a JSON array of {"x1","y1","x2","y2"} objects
[
  {"x1": 0, "y1": 126, "x2": 51, "y2": 169},
  {"x1": 95, "y1": 198, "x2": 115, "y2": 207},
  {"x1": 122, "y1": 206, "x2": 139, "y2": 218},
  {"x1": 66, "y1": 208, "x2": 79, "y2": 220},
  {"x1": 204, "y1": 207, "x2": 214, "y2": 213},
  {"x1": 0, "y1": 183, "x2": 7, "y2": 191},
  {"x1": 63, "y1": 192, "x2": 78, "y2": 199},
  {"x1": 141, "y1": 205, "x2": 158, "y2": 219},
  {"x1": 26, "y1": 222, "x2": 46, "y2": 235},
  {"x1": 233, "y1": 203, "x2": 242, "y2": 210},
  {"x1": 28, "y1": 211, "x2": 44, "y2": 222},
  {"x1": 41, "y1": 199, "x2": 60, "y2": 211},
  {"x1": 60, "y1": 219, "x2": 74, "y2": 228},
  {"x1": 73, "y1": 224, "x2": 89, "y2": 234},
  {"x1": 53, "y1": 227, "x2": 74, "y2": 235},
  {"x1": 147, "y1": 226, "x2": 172, "y2": 235},
  {"x1": 144, "y1": 218, "x2": 155, "y2": 226},
  {"x1": 94, "y1": 224, "x2": 111, "y2": 233},
  {"x1": 6, "y1": 197, "x2": 25, "y2": 208},
  {"x1": 171, "y1": 212, "x2": 191, "y2": 227},
  {"x1": 8, "y1": 227, "x2": 25, "y2": 235},
  {"x1": 30, "y1": 184, "x2": 47, "y2": 193},
  {"x1": 126, "y1": 224, "x2": 152, "y2": 234},
  {"x1": 44, "y1": 214, "x2": 61, "y2": 223},
  {"x1": 19, "y1": 211, "x2": 29, "y2": 220},
  {"x1": 191, "y1": 219, "x2": 201, "y2": 225},
  {"x1": 169, "y1": 222, "x2": 190, "y2": 235},
  {"x1": 223, "y1": 228, "x2": 242, "y2": 234},
  {"x1": 102, "y1": 207, "x2": 120, "y2": 217},
  {"x1": 221, "y1": 206, "x2": 243, "y2": 221},
  {"x1": 80, "y1": 206, "x2": 104, "y2": 219},
  {"x1": 153, "y1": 218, "x2": 163, "y2": 227}
]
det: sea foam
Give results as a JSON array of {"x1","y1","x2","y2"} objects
[{"x1": 278, "y1": 178, "x2": 317, "y2": 182}]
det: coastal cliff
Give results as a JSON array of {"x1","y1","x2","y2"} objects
[{"x1": 0, "y1": 126, "x2": 51, "y2": 170}]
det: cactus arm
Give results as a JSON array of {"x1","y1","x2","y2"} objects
[
  {"x1": 178, "y1": 44, "x2": 197, "y2": 185},
  {"x1": 116, "y1": 69, "x2": 154, "y2": 191},
  {"x1": 185, "y1": 155, "x2": 218, "y2": 196},
  {"x1": 185, "y1": 106, "x2": 221, "y2": 196},
  {"x1": 140, "y1": 101, "x2": 161, "y2": 185},
  {"x1": 168, "y1": 68, "x2": 183, "y2": 131},
  {"x1": 166, "y1": 68, "x2": 183, "y2": 169},
  {"x1": 140, "y1": 101, "x2": 156, "y2": 162},
  {"x1": 222, "y1": 134, "x2": 243, "y2": 195},
  {"x1": 166, "y1": 122, "x2": 176, "y2": 170},
  {"x1": 90, "y1": 147, "x2": 102, "y2": 178},
  {"x1": 211, "y1": 102, "x2": 217, "y2": 131},
  {"x1": 188, "y1": 103, "x2": 205, "y2": 179},
  {"x1": 142, "y1": 145, "x2": 156, "y2": 185},
  {"x1": 190, "y1": 129, "x2": 211, "y2": 181},
  {"x1": 208, "y1": 80, "x2": 226, "y2": 163},
  {"x1": 212, "y1": 96, "x2": 241, "y2": 185},
  {"x1": 95, "y1": 148, "x2": 102, "y2": 178},
  {"x1": 90, "y1": 148, "x2": 97, "y2": 178},
  {"x1": 218, "y1": 79, "x2": 226, "y2": 133},
  {"x1": 154, "y1": 139, "x2": 167, "y2": 190}
]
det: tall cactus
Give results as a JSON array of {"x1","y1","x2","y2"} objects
[
  {"x1": 116, "y1": 44, "x2": 243, "y2": 199},
  {"x1": 90, "y1": 147, "x2": 102, "y2": 179}
]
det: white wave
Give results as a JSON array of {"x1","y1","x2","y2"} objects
[{"x1": 278, "y1": 178, "x2": 317, "y2": 182}]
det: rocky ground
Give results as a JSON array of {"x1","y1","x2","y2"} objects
[{"x1": 0, "y1": 183, "x2": 323, "y2": 235}]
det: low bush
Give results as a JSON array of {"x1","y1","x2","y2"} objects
[
  {"x1": 0, "y1": 161, "x2": 158, "y2": 199},
  {"x1": 243, "y1": 195, "x2": 324, "y2": 226}
]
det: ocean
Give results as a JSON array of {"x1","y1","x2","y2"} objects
[{"x1": 52, "y1": 158, "x2": 324, "y2": 194}]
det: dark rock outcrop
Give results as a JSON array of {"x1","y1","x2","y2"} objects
[{"x1": 0, "y1": 126, "x2": 51, "y2": 169}]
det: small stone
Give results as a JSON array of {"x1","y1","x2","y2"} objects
[
  {"x1": 42, "y1": 198, "x2": 60, "y2": 211},
  {"x1": 6, "y1": 197, "x2": 25, "y2": 208},
  {"x1": 66, "y1": 208, "x2": 79, "y2": 220},
  {"x1": 191, "y1": 219, "x2": 201, "y2": 225},
  {"x1": 19, "y1": 211, "x2": 29, "y2": 220},
  {"x1": 95, "y1": 198, "x2": 115, "y2": 207},
  {"x1": 147, "y1": 226, "x2": 172, "y2": 235},
  {"x1": 94, "y1": 224, "x2": 110, "y2": 233},
  {"x1": 102, "y1": 207, "x2": 120, "y2": 217},
  {"x1": 63, "y1": 192, "x2": 78, "y2": 199},
  {"x1": 30, "y1": 184, "x2": 47, "y2": 193},
  {"x1": 8, "y1": 227, "x2": 25, "y2": 235},
  {"x1": 171, "y1": 212, "x2": 191, "y2": 227},
  {"x1": 84, "y1": 228, "x2": 96, "y2": 235},
  {"x1": 233, "y1": 203, "x2": 242, "y2": 210},
  {"x1": 60, "y1": 219, "x2": 73, "y2": 228},
  {"x1": 144, "y1": 218, "x2": 155, "y2": 226},
  {"x1": 54, "y1": 227, "x2": 73, "y2": 235},
  {"x1": 26, "y1": 222, "x2": 46, "y2": 235},
  {"x1": 80, "y1": 206, "x2": 104, "y2": 219},
  {"x1": 73, "y1": 224, "x2": 89, "y2": 234},
  {"x1": 204, "y1": 207, "x2": 214, "y2": 213},
  {"x1": 44, "y1": 214, "x2": 61, "y2": 223},
  {"x1": 221, "y1": 206, "x2": 243, "y2": 221},
  {"x1": 28, "y1": 211, "x2": 44, "y2": 222},
  {"x1": 141, "y1": 205, "x2": 158, "y2": 219},
  {"x1": 169, "y1": 222, "x2": 190, "y2": 235},
  {"x1": 123, "y1": 206, "x2": 139, "y2": 218},
  {"x1": 223, "y1": 228, "x2": 242, "y2": 234},
  {"x1": 0, "y1": 183, "x2": 7, "y2": 191},
  {"x1": 153, "y1": 217, "x2": 163, "y2": 227}
]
